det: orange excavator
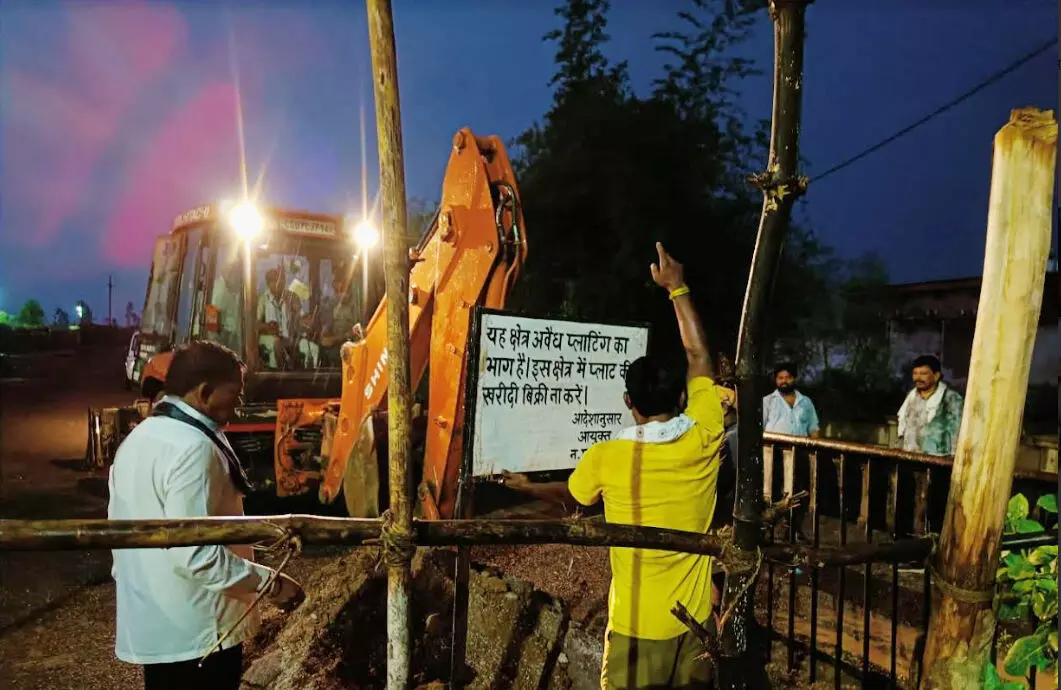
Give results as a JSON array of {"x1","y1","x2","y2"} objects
[
  {"x1": 87, "y1": 127, "x2": 527, "y2": 519},
  {"x1": 279, "y1": 128, "x2": 526, "y2": 518}
]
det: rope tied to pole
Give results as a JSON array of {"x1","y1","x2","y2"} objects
[
  {"x1": 929, "y1": 565, "x2": 997, "y2": 605},
  {"x1": 374, "y1": 509, "x2": 416, "y2": 570},
  {"x1": 925, "y1": 532, "x2": 995, "y2": 604}
]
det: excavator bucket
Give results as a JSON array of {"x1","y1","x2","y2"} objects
[{"x1": 342, "y1": 413, "x2": 382, "y2": 518}]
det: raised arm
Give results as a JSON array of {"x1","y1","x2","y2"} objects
[{"x1": 650, "y1": 242, "x2": 714, "y2": 381}]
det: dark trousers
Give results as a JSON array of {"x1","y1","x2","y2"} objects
[{"x1": 143, "y1": 644, "x2": 242, "y2": 690}]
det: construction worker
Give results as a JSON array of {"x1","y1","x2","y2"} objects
[
  {"x1": 256, "y1": 267, "x2": 299, "y2": 369},
  {"x1": 108, "y1": 341, "x2": 304, "y2": 688},
  {"x1": 319, "y1": 259, "x2": 362, "y2": 366},
  {"x1": 503, "y1": 242, "x2": 724, "y2": 689}
]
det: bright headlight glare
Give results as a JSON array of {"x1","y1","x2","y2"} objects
[
  {"x1": 230, "y1": 202, "x2": 264, "y2": 239},
  {"x1": 353, "y1": 220, "x2": 379, "y2": 249}
]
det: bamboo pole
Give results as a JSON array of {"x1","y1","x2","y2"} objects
[
  {"x1": 365, "y1": 1, "x2": 415, "y2": 687},
  {"x1": 920, "y1": 108, "x2": 1057, "y2": 689},
  {"x1": 723, "y1": 1, "x2": 811, "y2": 686},
  {"x1": 0, "y1": 516, "x2": 938, "y2": 569}
]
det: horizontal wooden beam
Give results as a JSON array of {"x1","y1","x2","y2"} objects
[{"x1": 0, "y1": 516, "x2": 935, "y2": 570}]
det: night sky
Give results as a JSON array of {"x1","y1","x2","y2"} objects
[{"x1": 1, "y1": 0, "x2": 1056, "y2": 320}]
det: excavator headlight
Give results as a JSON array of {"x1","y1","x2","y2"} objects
[
  {"x1": 353, "y1": 219, "x2": 379, "y2": 249},
  {"x1": 229, "y1": 201, "x2": 264, "y2": 240}
]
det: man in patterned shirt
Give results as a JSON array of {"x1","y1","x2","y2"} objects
[{"x1": 896, "y1": 354, "x2": 964, "y2": 456}]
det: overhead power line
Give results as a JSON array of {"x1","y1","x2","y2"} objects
[{"x1": 811, "y1": 37, "x2": 1058, "y2": 183}]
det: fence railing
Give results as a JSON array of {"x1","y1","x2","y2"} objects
[{"x1": 760, "y1": 432, "x2": 1058, "y2": 689}]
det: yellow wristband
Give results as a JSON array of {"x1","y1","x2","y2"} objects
[{"x1": 669, "y1": 285, "x2": 691, "y2": 300}]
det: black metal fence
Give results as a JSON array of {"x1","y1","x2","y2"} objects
[{"x1": 759, "y1": 433, "x2": 1058, "y2": 689}]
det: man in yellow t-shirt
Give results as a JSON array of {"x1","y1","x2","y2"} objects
[{"x1": 503, "y1": 242, "x2": 724, "y2": 689}]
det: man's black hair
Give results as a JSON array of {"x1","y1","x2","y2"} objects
[
  {"x1": 912, "y1": 354, "x2": 942, "y2": 373},
  {"x1": 165, "y1": 341, "x2": 244, "y2": 397},
  {"x1": 773, "y1": 362, "x2": 797, "y2": 379},
  {"x1": 624, "y1": 356, "x2": 685, "y2": 417}
]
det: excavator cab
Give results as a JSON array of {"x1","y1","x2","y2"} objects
[{"x1": 87, "y1": 203, "x2": 374, "y2": 479}]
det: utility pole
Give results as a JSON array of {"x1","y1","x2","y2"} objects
[
  {"x1": 920, "y1": 108, "x2": 1057, "y2": 688},
  {"x1": 721, "y1": 2, "x2": 811, "y2": 688},
  {"x1": 107, "y1": 275, "x2": 114, "y2": 327},
  {"x1": 365, "y1": 1, "x2": 415, "y2": 688}
]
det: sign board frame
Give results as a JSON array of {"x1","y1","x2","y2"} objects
[{"x1": 455, "y1": 306, "x2": 651, "y2": 517}]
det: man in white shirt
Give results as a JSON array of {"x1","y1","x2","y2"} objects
[
  {"x1": 108, "y1": 341, "x2": 303, "y2": 689},
  {"x1": 256, "y1": 267, "x2": 299, "y2": 369}
]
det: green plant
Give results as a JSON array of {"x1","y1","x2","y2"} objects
[{"x1": 988, "y1": 493, "x2": 1058, "y2": 687}]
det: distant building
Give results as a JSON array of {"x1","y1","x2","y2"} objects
[{"x1": 885, "y1": 271, "x2": 1059, "y2": 387}]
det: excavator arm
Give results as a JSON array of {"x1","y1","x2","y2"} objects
[{"x1": 302, "y1": 128, "x2": 527, "y2": 518}]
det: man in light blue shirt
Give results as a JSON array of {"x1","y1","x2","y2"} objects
[
  {"x1": 762, "y1": 362, "x2": 819, "y2": 543},
  {"x1": 762, "y1": 363, "x2": 820, "y2": 438}
]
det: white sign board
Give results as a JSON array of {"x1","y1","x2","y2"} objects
[{"x1": 469, "y1": 311, "x2": 649, "y2": 477}]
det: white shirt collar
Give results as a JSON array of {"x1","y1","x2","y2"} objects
[
  {"x1": 615, "y1": 414, "x2": 695, "y2": 443},
  {"x1": 156, "y1": 395, "x2": 220, "y2": 432}
]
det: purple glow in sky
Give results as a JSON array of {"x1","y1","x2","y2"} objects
[{"x1": 0, "y1": 0, "x2": 1056, "y2": 319}]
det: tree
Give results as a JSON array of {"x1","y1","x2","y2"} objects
[
  {"x1": 511, "y1": 0, "x2": 891, "y2": 400},
  {"x1": 511, "y1": 0, "x2": 766, "y2": 358},
  {"x1": 18, "y1": 300, "x2": 45, "y2": 327},
  {"x1": 124, "y1": 302, "x2": 139, "y2": 328},
  {"x1": 54, "y1": 308, "x2": 70, "y2": 328},
  {"x1": 777, "y1": 251, "x2": 904, "y2": 420},
  {"x1": 407, "y1": 197, "x2": 436, "y2": 245},
  {"x1": 75, "y1": 300, "x2": 93, "y2": 325}
]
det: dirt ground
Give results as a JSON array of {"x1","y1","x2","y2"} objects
[{"x1": 0, "y1": 347, "x2": 132, "y2": 631}]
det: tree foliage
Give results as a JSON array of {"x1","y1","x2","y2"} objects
[
  {"x1": 407, "y1": 197, "x2": 437, "y2": 244},
  {"x1": 511, "y1": 0, "x2": 762, "y2": 358},
  {"x1": 510, "y1": 0, "x2": 894, "y2": 400},
  {"x1": 75, "y1": 300, "x2": 93, "y2": 325},
  {"x1": 990, "y1": 493, "x2": 1059, "y2": 685},
  {"x1": 18, "y1": 299, "x2": 45, "y2": 327}
]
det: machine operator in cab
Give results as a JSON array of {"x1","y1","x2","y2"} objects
[
  {"x1": 256, "y1": 267, "x2": 300, "y2": 369},
  {"x1": 503, "y1": 242, "x2": 725, "y2": 689},
  {"x1": 318, "y1": 258, "x2": 362, "y2": 367}
]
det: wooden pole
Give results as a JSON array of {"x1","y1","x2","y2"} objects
[
  {"x1": 919, "y1": 108, "x2": 1057, "y2": 689},
  {"x1": 365, "y1": 1, "x2": 415, "y2": 687},
  {"x1": 0, "y1": 516, "x2": 939, "y2": 569},
  {"x1": 722, "y1": 1, "x2": 811, "y2": 686}
]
